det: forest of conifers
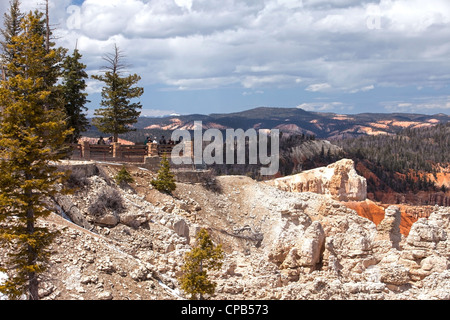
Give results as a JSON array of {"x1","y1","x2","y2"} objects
[{"x1": 336, "y1": 122, "x2": 450, "y2": 193}]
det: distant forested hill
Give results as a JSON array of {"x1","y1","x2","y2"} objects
[
  {"x1": 337, "y1": 122, "x2": 450, "y2": 173},
  {"x1": 336, "y1": 122, "x2": 450, "y2": 194}
]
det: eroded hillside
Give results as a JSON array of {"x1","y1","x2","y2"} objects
[{"x1": 1, "y1": 161, "x2": 449, "y2": 300}]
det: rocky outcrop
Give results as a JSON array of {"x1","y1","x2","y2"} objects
[
  {"x1": 280, "y1": 221, "x2": 325, "y2": 274},
  {"x1": 270, "y1": 159, "x2": 367, "y2": 201},
  {"x1": 400, "y1": 208, "x2": 450, "y2": 281},
  {"x1": 375, "y1": 206, "x2": 402, "y2": 249}
]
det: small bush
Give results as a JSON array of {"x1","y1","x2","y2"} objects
[
  {"x1": 66, "y1": 167, "x2": 90, "y2": 189},
  {"x1": 199, "y1": 171, "x2": 222, "y2": 193},
  {"x1": 88, "y1": 187, "x2": 124, "y2": 216},
  {"x1": 151, "y1": 156, "x2": 176, "y2": 194},
  {"x1": 115, "y1": 166, "x2": 134, "y2": 186}
]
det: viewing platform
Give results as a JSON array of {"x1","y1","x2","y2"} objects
[{"x1": 71, "y1": 140, "x2": 192, "y2": 165}]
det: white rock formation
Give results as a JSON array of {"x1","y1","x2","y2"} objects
[{"x1": 270, "y1": 159, "x2": 367, "y2": 201}]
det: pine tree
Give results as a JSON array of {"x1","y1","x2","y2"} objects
[
  {"x1": 92, "y1": 44, "x2": 143, "y2": 143},
  {"x1": 0, "y1": 11, "x2": 72, "y2": 300},
  {"x1": 0, "y1": 0, "x2": 23, "y2": 80},
  {"x1": 151, "y1": 156, "x2": 176, "y2": 194},
  {"x1": 115, "y1": 165, "x2": 134, "y2": 187},
  {"x1": 179, "y1": 228, "x2": 224, "y2": 300},
  {"x1": 61, "y1": 48, "x2": 90, "y2": 143}
]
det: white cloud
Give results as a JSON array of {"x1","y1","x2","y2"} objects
[
  {"x1": 277, "y1": 0, "x2": 304, "y2": 9},
  {"x1": 305, "y1": 83, "x2": 332, "y2": 92},
  {"x1": 40, "y1": 0, "x2": 448, "y2": 93},
  {"x1": 349, "y1": 85, "x2": 375, "y2": 94},
  {"x1": 1, "y1": 0, "x2": 450, "y2": 114},
  {"x1": 242, "y1": 90, "x2": 264, "y2": 96},
  {"x1": 297, "y1": 101, "x2": 348, "y2": 112},
  {"x1": 383, "y1": 96, "x2": 450, "y2": 113},
  {"x1": 85, "y1": 79, "x2": 103, "y2": 94},
  {"x1": 174, "y1": 0, "x2": 192, "y2": 11}
]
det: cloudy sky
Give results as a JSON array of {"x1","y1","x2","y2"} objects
[{"x1": 2, "y1": 0, "x2": 450, "y2": 116}]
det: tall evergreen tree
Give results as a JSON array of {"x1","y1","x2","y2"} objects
[
  {"x1": 92, "y1": 44, "x2": 143, "y2": 142},
  {"x1": 0, "y1": 0, "x2": 23, "y2": 80},
  {"x1": 38, "y1": 7, "x2": 67, "y2": 112},
  {"x1": 61, "y1": 48, "x2": 90, "y2": 143},
  {"x1": 0, "y1": 11, "x2": 72, "y2": 300}
]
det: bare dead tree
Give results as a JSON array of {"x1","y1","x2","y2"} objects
[
  {"x1": 37, "y1": 0, "x2": 62, "y2": 50},
  {"x1": 100, "y1": 43, "x2": 130, "y2": 74}
]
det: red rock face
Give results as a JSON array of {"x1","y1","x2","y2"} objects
[
  {"x1": 344, "y1": 200, "x2": 385, "y2": 226},
  {"x1": 342, "y1": 200, "x2": 433, "y2": 236}
]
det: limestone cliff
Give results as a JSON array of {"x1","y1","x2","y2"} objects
[{"x1": 270, "y1": 159, "x2": 367, "y2": 201}]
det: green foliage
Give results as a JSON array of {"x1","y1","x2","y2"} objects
[
  {"x1": 151, "y1": 156, "x2": 176, "y2": 194},
  {"x1": 92, "y1": 44, "x2": 143, "y2": 143},
  {"x1": 115, "y1": 166, "x2": 134, "y2": 186},
  {"x1": 339, "y1": 123, "x2": 450, "y2": 174},
  {"x1": 0, "y1": 11, "x2": 71, "y2": 300},
  {"x1": 336, "y1": 123, "x2": 450, "y2": 193},
  {"x1": 61, "y1": 48, "x2": 90, "y2": 143},
  {"x1": 179, "y1": 228, "x2": 224, "y2": 300},
  {"x1": 0, "y1": 0, "x2": 23, "y2": 76}
]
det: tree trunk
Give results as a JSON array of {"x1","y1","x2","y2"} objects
[
  {"x1": 26, "y1": 188, "x2": 39, "y2": 300},
  {"x1": 45, "y1": 0, "x2": 50, "y2": 52}
]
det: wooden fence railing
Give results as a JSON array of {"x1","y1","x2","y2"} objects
[{"x1": 70, "y1": 142, "x2": 183, "y2": 163}]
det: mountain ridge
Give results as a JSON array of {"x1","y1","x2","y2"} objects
[{"x1": 132, "y1": 107, "x2": 450, "y2": 139}]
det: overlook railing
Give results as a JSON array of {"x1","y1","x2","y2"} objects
[{"x1": 70, "y1": 142, "x2": 183, "y2": 163}]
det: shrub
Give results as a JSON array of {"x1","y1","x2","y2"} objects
[
  {"x1": 115, "y1": 166, "x2": 134, "y2": 186},
  {"x1": 179, "y1": 228, "x2": 224, "y2": 300},
  {"x1": 88, "y1": 187, "x2": 124, "y2": 216},
  {"x1": 151, "y1": 156, "x2": 176, "y2": 194},
  {"x1": 65, "y1": 167, "x2": 90, "y2": 189}
]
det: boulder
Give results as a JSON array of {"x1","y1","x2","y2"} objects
[
  {"x1": 54, "y1": 195, "x2": 93, "y2": 230},
  {"x1": 297, "y1": 221, "x2": 325, "y2": 268},
  {"x1": 380, "y1": 264, "x2": 410, "y2": 286},
  {"x1": 280, "y1": 221, "x2": 325, "y2": 272},
  {"x1": 173, "y1": 218, "x2": 190, "y2": 243},
  {"x1": 120, "y1": 210, "x2": 149, "y2": 229},
  {"x1": 93, "y1": 214, "x2": 119, "y2": 227},
  {"x1": 97, "y1": 291, "x2": 113, "y2": 300}
]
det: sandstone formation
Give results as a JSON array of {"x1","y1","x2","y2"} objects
[
  {"x1": 270, "y1": 159, "x2": 367, "y2": 201},
  {"x1": 375, "y1": 206, "x2": 402, "y2": 249}
]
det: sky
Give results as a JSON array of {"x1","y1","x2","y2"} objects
[{"x1": 1, "y1": 0, "x2": 450, "y2": 117}]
